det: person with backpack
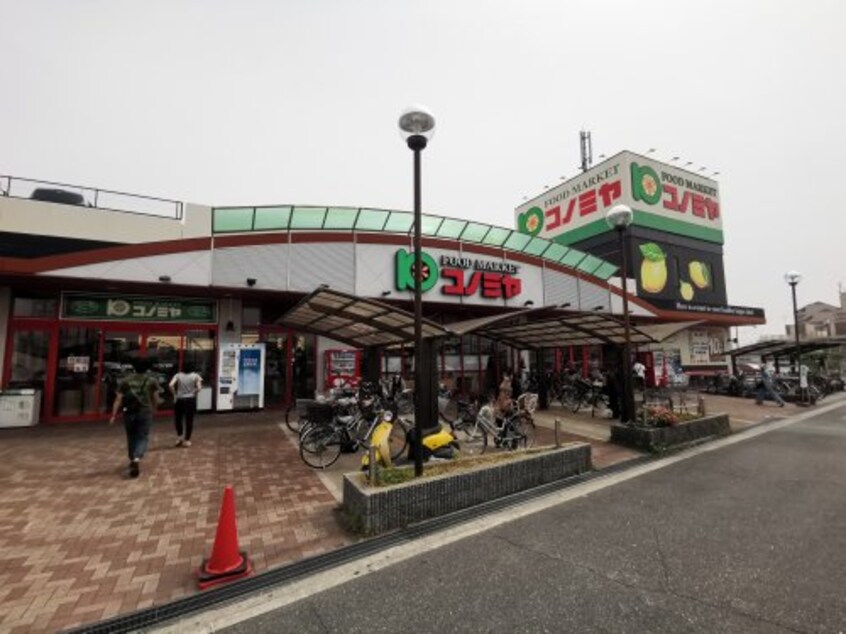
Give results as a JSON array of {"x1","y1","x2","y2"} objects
[
  {"x1": 109, "y1": 358, "x2": 162, "y2": 478},
  {"x1": 169, "y1": 364, "x2": 203, "y2": 447}
]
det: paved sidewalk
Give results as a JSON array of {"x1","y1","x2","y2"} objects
[
  {"x1": 0, "y1": 391, "x2": 802, "y2": 632},
  {"x1": 0, "y1": 413, "x2": 351, "y2": 633}
]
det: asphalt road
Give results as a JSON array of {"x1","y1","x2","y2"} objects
[{"x1": 223, "y1": 400, "x2": 846, "y2": 633}]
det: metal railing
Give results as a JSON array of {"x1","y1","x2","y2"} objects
[{"x1": 0, "y1": 174, "x2": 183, "y2": 220}]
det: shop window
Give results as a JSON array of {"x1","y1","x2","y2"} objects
[
  {"x1": 146, "y1": 333, "x2": 181, "y2": 410},
  {"x1": 54, "y1": 327, "x2": 100, "y2": 417},
  {"x1": 13, "y1": 297, "x2": 57, "y2": 318},
  {"x1": 440, "y1": 337, "x2": 461, "y2": 391},
  {"x1": 292, "y1": 334, "x2": 316, "y2": 399},
  {"x1": 184, "y1": 329, "x2": 216, "y2": 388},
  {"x1": 8, "y1": 330, "x2": 50, "y2": 389},
  {"x1": 101, "y1": 332, "x2": 142, "y2": 412}
]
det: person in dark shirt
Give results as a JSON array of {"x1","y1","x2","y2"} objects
[{"x1": 109, "y1": 358, "x2": 161, "y2": 478}]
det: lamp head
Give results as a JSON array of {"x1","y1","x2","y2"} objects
[
  {"x1": 606, "y1": 204, "x2": 633, "y2": 231},
  {"x1": 784, "y1": 271, "x2": 802, "y2": 285},
  {"x1": 398, "y1": 105, "x2": 436, "y2": 149}
]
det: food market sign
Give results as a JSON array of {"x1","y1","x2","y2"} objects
[
  {"x1": 394, "y1": 249, "x2": 522, "y2": 300},
  {"x1": 515, "y1": 150, "x2": 723, "y2": 245},
  {"x1": 61, "y1": 293, "x2": 217, "y2": 323}
]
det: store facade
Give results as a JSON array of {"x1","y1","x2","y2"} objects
[{"x1": 0, "y1": 173, "x2": 766, "y2": 423}]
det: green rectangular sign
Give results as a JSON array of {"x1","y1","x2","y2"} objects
[{"x1": 61, "y1": 293, "x2": 217, "y2": 323}]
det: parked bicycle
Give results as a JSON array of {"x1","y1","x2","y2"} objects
[
  {"x1": 451, "y1": 392, "x2": 537, "y2": 456},
  {"x1": 567, "y1": 377, "x2": 610, "y2": 417},
  {"x1": 297, "y1": 382, "x2": 412, "y2": 468},
  {"x1": 299, "y1": 402, "x2": 411, "y2": 469}
]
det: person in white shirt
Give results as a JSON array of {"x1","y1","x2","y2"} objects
[
  {"x1": 632, "y1": 360, "x2": 646, "y2": 391},
  {"x1": 169, "y1": 365, "x2": 203, "y2": 447}
]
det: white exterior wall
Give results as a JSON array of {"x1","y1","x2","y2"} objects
[{"x1": 0, "y1": 197, "x2": 212, "y2": 243}]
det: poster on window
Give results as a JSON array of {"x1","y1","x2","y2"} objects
[{"x1": 216, "y1": 343, "x2": 265, "y2": 410}]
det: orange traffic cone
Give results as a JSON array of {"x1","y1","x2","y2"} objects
[{"x1": 197, "y1": 486, "x2": 253, "y2": 590}]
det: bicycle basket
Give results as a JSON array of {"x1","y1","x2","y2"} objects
[
  {"x1": 295, "y1": 398, "x2": 315, "y2": 419},
  {"x1": 517, "y1": 393, "x2": 538, "y2": 414},
  {"x1": 306, "y1": 402, "x2": 336, "y2": 426}
]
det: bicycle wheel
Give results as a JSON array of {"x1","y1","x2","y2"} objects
[
  {"x1": 285, "y1": 402, "x2": 299, "y2": 433},
  {"x1": 297, "y1": 419, "x2": 316, "y2": 446},
  {"x1": 439, "y1": 396, "x2": 458, "y2": 423},
  {"x1": 388, "y1": 419, "x2": 410, "y2": 460},
  {"x1": 453, "y1": 421, "x2": 487, "y2": 457},
  {"x1": 570, "y1": 391, "x2": 585, "y2": 413},
  {"x1": 299, "y1": 427, "x2": 342, "y2": 469},
  {"x1": 514, "y1": 416, "x2": 535, "y2": 449}
]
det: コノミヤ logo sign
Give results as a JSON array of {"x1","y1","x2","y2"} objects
[
  {"x1": 631, "y1": 161, "x2": 720, "y2": 221},
  {"x1": 395, "y1": 249, "x2": 522, "y2": 300}
]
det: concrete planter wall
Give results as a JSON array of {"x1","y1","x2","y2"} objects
[
  {"x1": 342, "y1": 443, "x2": 591, "y2": 535},
  {"x1": 610, "y1": 413, "x2": 731, "y2": 453}
]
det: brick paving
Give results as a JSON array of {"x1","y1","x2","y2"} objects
[
  {"x1": 0, "y1": 412, "x2": 351, "y2": 633},
  {"x1": 0, "y1": 391, "x2": 798, "y2": 633}
]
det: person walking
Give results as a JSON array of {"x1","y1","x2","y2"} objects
[
  {"x1": 632, "y1": 359, "x2": 646, "y2": 391},
  {"x1": 169, "y1": 365, "x2": 203, "y2": 447},
  {"x1": 495, "y1": 368, "x2": 514, "y2": 419},
  {"x1": 755, "y1": 362, "x2": 785, "y2": 407},
  {"x1": 109, "y1": 359, "x2": 162, "y2": 478}
]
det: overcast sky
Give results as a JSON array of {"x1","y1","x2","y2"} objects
[{"x1": 2, "y1": 0, "x2": 843, "y2": 342}]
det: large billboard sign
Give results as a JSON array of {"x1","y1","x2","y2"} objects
[
  {"x1": 515, "y1": 151, "x2": 723, "y2": 245},
  {"x1": 631, "y1": 238, "x2": 727, "y2": 305}
]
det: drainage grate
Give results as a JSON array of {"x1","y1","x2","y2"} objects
[{"x1": 65, "y1": 452, "x2": 659, "y2": 633}]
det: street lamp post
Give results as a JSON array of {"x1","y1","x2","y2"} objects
[
  {"x1": 399, "y1": 105, "x2": 436, "y2": 477},
  {"x1": 606, "y1": 204, "x2": 635, "y2": 423},
  {"x1": 785, "y1": 270, "x2": 803, "y2": 405}
]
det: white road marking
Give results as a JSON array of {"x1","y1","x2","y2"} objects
[{"x1": 152, "y1": 395, "x2": 846, "y2": 633}]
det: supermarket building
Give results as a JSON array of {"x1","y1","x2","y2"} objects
[{"x1": 0, "y1": 154, "x2": 765, "y2": 424}]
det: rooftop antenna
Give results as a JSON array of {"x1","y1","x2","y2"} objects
[{"x1": 579, "y1": 130, "x2": 592, "y2": 173}]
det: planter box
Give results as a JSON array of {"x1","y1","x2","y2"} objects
[
  {"x1": 610, "y1": 413, "x2": 731, "y2": 453},
  {"x1": 342, "y1": 443, "x2": 591, "y2": 535}
]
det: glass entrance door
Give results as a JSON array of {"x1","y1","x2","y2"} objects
[
  {"x1": 260, "y1": 331, "x2": 289, "y2": 409},
  {"x1": 145, "y1": 332, "x2": 181, "y2": 410},
  {"x1": 53, "y1": 326, "x2": 101, "y2": 417},
  {"x1": 101, "y1": 331, "x2": 142, "y2": 415}
]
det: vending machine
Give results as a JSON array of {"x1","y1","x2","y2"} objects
[
  {"x1": 216, "y1": 343, "x2": 266, "y2": 410},
  {"x1": 324, "y1": 349, "x2": 361, "y2": 389}
]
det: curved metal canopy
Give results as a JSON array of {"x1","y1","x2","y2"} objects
[
  {"x1": 276, "y1": 286, "x2": 449, "y2": 349},
  {"x1": 446, "y1": 310, "x2": 656, "y2": 350},
  {"x1": 277, "y1": 287, "x2": 656, "y2": 351}
]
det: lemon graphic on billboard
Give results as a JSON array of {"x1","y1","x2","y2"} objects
[
  {"x1": 639, "y1": 242, "x2": 668, "y2": 294},
  {"x1": 688, "y1": 261, "x2": 711, "y2": 289},
  {"x1": 680, "y1": 280, "x2": 695, "y2": 301},
  {"x1": 518, "y1": 207, "x2": 544, "y2": 236}
]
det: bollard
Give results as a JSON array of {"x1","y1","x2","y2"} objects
[
  {"x1": 554, "y1": 418, "x2": 561, "y2": 448},
  {"x1": 698, "y1": 394, "x2": 706, "y2": 417},
  {"x1": 368, "y1": 444, "x2": 378, "y2": 486}
]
